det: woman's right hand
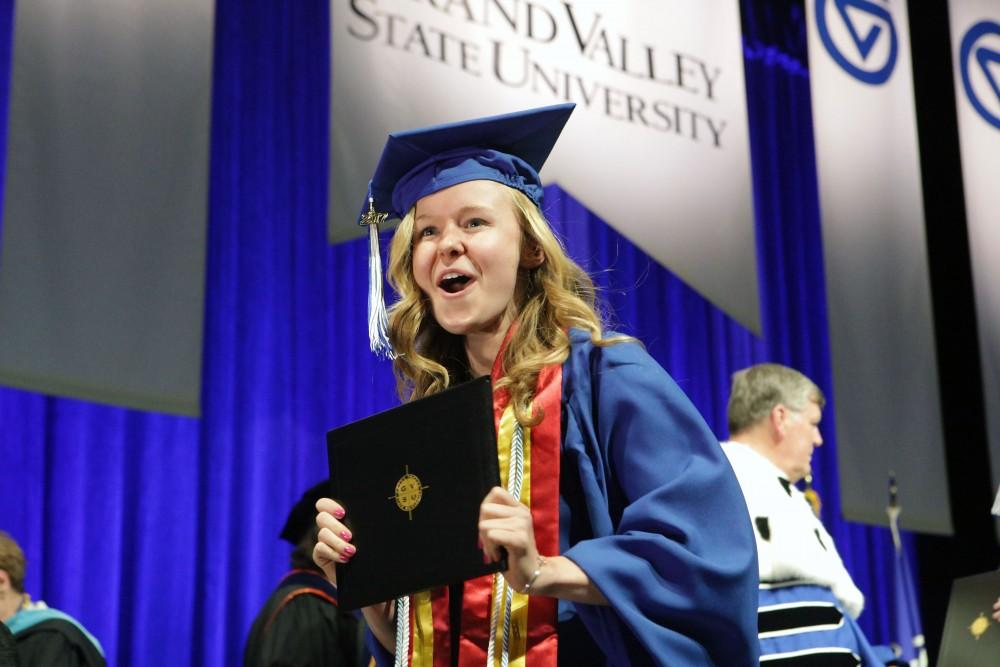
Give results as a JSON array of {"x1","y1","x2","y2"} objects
[
  {"x1": 313, "y1": 497, "x2": 356, "y2": 585},
  {"x1": 313, "y1": 497, "x2": 396, "y2": 653}
]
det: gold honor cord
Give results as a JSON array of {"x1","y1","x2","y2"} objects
[{"x1": 411, "y1": 589, "x2": 435, "y2": 664}]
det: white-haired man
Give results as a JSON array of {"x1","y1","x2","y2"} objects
[{"x1": 723, "y1": 363, "x2": 888, "y2": 665}]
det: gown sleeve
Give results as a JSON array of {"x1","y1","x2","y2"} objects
[{"x1": 560, "y1": 332, "x2": 759, "y2": 665}]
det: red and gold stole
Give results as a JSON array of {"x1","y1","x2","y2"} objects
[{"x1": 400, "y1": 328, "x2": 562, "y2": 667}]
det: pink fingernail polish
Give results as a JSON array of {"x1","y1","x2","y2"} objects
[
  {"x1": 344, "y1": 545, "x2": 356, "y2": 556},
  {"x1": 340, "y1": 530, "x2": 352, "y2": 541},
  {"x1": 333, "y1": 508, "x2": 345, "y2": 518},
  {"x1": 340, "y1": 554, "x2": 349, "y2": 563}
]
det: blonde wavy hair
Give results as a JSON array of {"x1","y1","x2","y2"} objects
[{"x1": 386, "y1": 186, "x2": 627, "y2": 426}]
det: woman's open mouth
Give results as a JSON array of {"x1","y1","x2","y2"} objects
[{"x1": 438, "y1": 272, "x2": 474, "y2": 295}]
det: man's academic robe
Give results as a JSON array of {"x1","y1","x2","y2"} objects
[{"x1": 244, "y1": 570, "x2": 365, "y2": 667}]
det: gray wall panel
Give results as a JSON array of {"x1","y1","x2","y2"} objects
[{"x1": 0, "y1": 0, "x2": 214, "y2": 415}]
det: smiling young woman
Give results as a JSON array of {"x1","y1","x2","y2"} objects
[
  {"x1": 407, "y1": 181, "x2": 527, "y2": 373},
  {"x1": 313, "y1": 104, "x2": 760, "y2": 666}
]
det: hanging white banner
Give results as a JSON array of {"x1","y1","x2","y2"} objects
[
  {"x1": 806, "y1": 0, "x2": 950, "y2": 533},
  {"x1": 329, "y1": 0, "x2": 760, "y2": 334},
  {"x1": 948, "y1": 1, "x2": 1000, "y2": 519}
]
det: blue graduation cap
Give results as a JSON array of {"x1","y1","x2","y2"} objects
[{"x1": 359, "y1": 103, "x2": 576, "y2": 358}]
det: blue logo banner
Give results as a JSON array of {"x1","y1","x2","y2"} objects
[
  {"x1": 815, "y1": 0, "x2": 898, "y2": 84},
  {"x1": 959, "y1": 21, "x2": 1000, "y2": 131}
]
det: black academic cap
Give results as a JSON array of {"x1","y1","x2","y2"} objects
[{"x1": 279, "y1": 479, "x2": 330, "y2": 545}]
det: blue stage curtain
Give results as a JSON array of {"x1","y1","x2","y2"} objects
[{"x1": 0, "y1": 1, "x2": 909, "y2": 664}]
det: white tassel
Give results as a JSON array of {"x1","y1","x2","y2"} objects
[
  {"x1": 361, "y1": 191, "x2": 395, "y2": 359},
  {"x1": 367, "y1": 221, "x2": 394, "y2": 358}
]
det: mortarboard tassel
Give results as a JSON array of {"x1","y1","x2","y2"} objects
[{"x1": 360, "y1": 189, "x2": 395, "y2": 359}]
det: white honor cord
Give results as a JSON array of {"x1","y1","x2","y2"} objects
[
  {"x1": 394, "y1": 595, "x2": 410, "y2": 667},
  {"x1": 486, "y1": 421, "x2": 525, "y2": 667}
]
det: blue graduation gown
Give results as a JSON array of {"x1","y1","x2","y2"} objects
[
  {"x1": 368, "y1": 330, "x2": 759, "y2": 665},
  {"x1": 558, "y1": 329, "x2": 759, "y2": 665}
]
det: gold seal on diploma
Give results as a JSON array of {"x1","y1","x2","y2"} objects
[
  {"x1": 969, "y1": 613, "x2": 990, "y2": 640},
  {"x1": 389, "y1": 464, "x2": 429, "y2": 520}
]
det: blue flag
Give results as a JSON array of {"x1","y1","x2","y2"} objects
[{"x1": 887, "y1": 478, "x2": 928, "y2": 666}]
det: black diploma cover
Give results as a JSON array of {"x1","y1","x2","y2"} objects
[
  {"x1": 937, "y1": 569, "x2": 1000, "y2": 665},
  {"x1": 327, "y1": 376, "x2": 505, "y2": 610}
]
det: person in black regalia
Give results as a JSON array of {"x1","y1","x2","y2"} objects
[
  {"x1": 0, "y1": 531, "x2": 105, "y2": 667},
  {"x1": 244, "y1": 481, "x2": 367, "y2": 667}
]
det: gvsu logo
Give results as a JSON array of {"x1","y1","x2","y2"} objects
[
  {"x1": 959, "y1": 21, "x2": 1000, "y2": 131},
  {"x1": 815, "y1": 0, "x2": 898, "y2": 84}
]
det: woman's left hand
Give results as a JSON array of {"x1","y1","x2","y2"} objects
[{"x1": 478, "y1": 486, "x2": 540, "y2": 593}]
